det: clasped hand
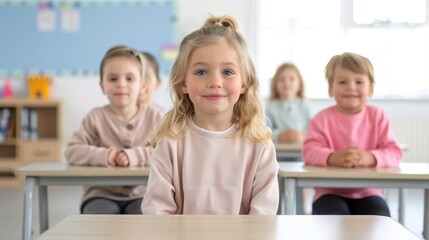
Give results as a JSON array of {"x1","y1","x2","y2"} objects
[
  {"x1": 327, "y1": 147, "x2": 376, "y2": 168},
  {"x1": 107, "y1": 149, "x2": 130, "y2": 167},
  {"x1": 278, "y1": 129, "x2": 304, "y2": 143}
]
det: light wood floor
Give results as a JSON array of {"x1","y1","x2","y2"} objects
[{"x1": 0, "y1": 187, "x2": 424, "y2": 240}]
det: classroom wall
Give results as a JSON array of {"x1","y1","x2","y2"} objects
[
  {"x1": 54, "y1": 0, "x2": 429, "y2": 160},
  {"x1": 2, "y1": 0, "x2": 428, "y2": 161}
]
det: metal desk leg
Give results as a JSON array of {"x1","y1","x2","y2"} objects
[
  {"x1": 39, "y1": 186, "x2": 48, "y2": 233},
  {"x1": 284, "y1": 178, "x2": 296, "y2": 215},
  {"x1": 296, "y1": 187, "x2": 304, "y2": 215},
  {"x1": 398, "y1": 188, "x2": 405, "y2": 224},
  {"x1": 424, "y1": 189, "x2": 429, "y2": 240},
  {"x1": 277, "y1": 176, "x2": 284, "y2": 214},
  {"x1": 23, "y1": 177, "x2": 36, "y2": 240}
]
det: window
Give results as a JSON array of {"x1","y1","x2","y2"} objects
[
  {"x1": 256, "y1": 0, "x2": 429, "y2": 99},
  {"x1": 352, "y1": 0, "x2": 426, "y2": 26}
]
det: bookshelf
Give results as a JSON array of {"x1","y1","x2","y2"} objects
[{"x1": 0, "y1": 99, "x2": 61, "y2": 187}]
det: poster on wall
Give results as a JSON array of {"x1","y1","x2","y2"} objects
[{"x1": 0, "y1": 0, "x2": 178, "y2": 77}]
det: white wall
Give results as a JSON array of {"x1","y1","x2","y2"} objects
[
  {"x1": 309, "y1": 99, "x2": 429, "y2": 118},
  {"x1": 3, "y1": 0, "x2": 428, "y2": 161}
]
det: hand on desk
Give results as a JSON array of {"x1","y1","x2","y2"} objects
[
  {"x1": 107, "y1": 149, "x2": 130, "y2": 167},
  {"x1": 327, "y1": 147, "x2": 376, "y2": 168},
  {"x1": 278, "y1": 129, "x2": 305, "y2": 143}
]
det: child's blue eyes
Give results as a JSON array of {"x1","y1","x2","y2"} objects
[
  {"x1": 223, "y1": 70, "x2": 234, "y2": 77},
  {"x1": 193, "y1": 70, "x2": 235, "y2": 77},
  {"x1": 195, "y1": 70, "x2": 207, "y2": 76},
  {"x1": 108, "y1": 77, "x2": 134, "y2": 81},
  {"x1": 338, "y1": 80, "x2": 363, "y2": 84}
]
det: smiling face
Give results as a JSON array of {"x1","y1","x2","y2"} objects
[
  {"x1": 329, "y1": 66, "x2": 373, "y2": 114},
  {"x1": 100, "y1": 56, "x2": 142, "y2": 112},
  {"x1": 182, "y1": 41, "x2": 245, "y2": 125},
  {"x1": 276, "y1": 68, "x2": 301, "y2": 101}
]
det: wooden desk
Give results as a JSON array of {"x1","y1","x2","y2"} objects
[
  {"x1": 276, "y1": 143, "x2": 409, "y2": 218},
  {"x1": 275, "y1": 143, "x2": 302, "y2": 160},
  {"x1": 275, "y1": 143, "x2": 408, "y2": 160},
  {"x1": 15, "y1": 162, "x2": 150, "y2": 240},
  {"x1": 36, "y1": 215, "x2": 419, "y2": 240},
  {"x1": 278, "y1": 162, "x2": 429, "y2": 239},
  {"x1": 275, "y1": 143, "x2": 305, "y2": 214}
]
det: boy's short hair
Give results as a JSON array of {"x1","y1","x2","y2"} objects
[{"x1": 325, "y1": 52, "x2": 375, "y2": 87}]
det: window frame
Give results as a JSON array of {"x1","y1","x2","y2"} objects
[
  {"x1": 255, "y1": 0, "x2": 429, "y2": 100},
  {"x1": 342, "y1": 0, "x2": 429, "y2": 29}
]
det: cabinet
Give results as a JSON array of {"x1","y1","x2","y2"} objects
[{"x1": 0, "y1": 99, "x2": 61, "y2": 187}]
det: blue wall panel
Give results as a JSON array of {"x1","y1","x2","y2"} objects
[{"x1": 0, "y1": 2, "x2": 176, "y2": 76}]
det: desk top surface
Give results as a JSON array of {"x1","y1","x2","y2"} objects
[
  {"x1": 15, "y1": 162, "x2": 149, "y2": 177},
  {"x1": 278, "y1": 162, "x2": 429, "y2": 179},
  {"x1": 36, "y1": 215, "x2": 419, "y2": 240},
  {"x1": 275, "y1": 142, "x2": 302, "y2": 151},
  {"x1": 275, "y1": 143, "x2": 408, "y2": 152}
]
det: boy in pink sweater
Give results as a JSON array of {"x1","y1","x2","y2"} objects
[
  {"x1": 141, "y1": 15, "x2": 279, "y2": 215},
  {"x1": 302, "y1": 52, "x2": 402, "y2": 216},
  {"x1": 65, "y1": 45, "x2": 162, "y2": 214}
]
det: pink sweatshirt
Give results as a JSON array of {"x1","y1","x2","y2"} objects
[
  {"x1": 303, "y1": 105, "x2": 402, "y2": 201},
  {"x1": 142, "y1": 119, "x2": 279, "y2": 215},
  {"x1": 64, "y1": 105, "x2": 162, "y2": 203}
]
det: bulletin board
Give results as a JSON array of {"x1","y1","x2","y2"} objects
[{"x1": 0, "y1": 1, "x2": 178, "y2": 76}]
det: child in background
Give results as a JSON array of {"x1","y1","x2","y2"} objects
[
  {"x1": 65, "y1": 45, "x2": 163, "y2": 214},
  {"x1": 303, "y1": 52, "x2": 402, "y2": 216},
  {"x1": 265, "y1": 63, "x2": 311, "y2": 144},
  {"x1": 142, "y1": 15, "x2": 279, "y2": 215},
  {"x1": 265, "y1": 63, "x2": 312, "y2": 214},
  {"x1": 138, "y1": 52, "x2": 165, "y2": 113}
]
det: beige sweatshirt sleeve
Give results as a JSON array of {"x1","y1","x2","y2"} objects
[
  {"x1": 123, "y1": 105, "x2": 163, "y2": 167},
  {"x1": 249, "y1": 141, "x2": 279, "y2": 215},
  {"x1": 141, "y1": 138, "x2": 178, "y2": 214},
  {"x1": 123, "y1": 145, "x2": 153, "y2": 167},
  {"x1": 64, "y1": 112, "x2": 111, "y2": 166}
]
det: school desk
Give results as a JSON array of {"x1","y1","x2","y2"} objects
[
  {"x1": 275, "y1": 143, "x2": 409, "y2": 216},
  {"x1": 275, "y1": 143, "x2": 409, "y2": 161},
  {"x1": 275, "y1": 142, "x2": 302, "y2": 160},
  {"x1": 35, "y1": 214, "x2": 419, "y2": 240},
  {"x1": 274, "y1": 142, "x2": 305, "y2": 215},
  {"x1": 278, "y1": 162, "x2": 429, "y2": 239},
  {"x1": 15, "y1": 162, "x2": 150, "y2": 240}
]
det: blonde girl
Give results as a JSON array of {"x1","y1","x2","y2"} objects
[
  {"x1": 142, "y1": 15, "x2": 279, "y2": 215},
  {"x1": 266, "y1": 63, "x2": 311, "y2": 144}
]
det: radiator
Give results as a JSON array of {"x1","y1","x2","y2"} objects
[{"x1": 390, "y1": 117, "x2": 429, "y2": 163}]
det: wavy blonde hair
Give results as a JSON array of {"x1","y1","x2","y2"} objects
[
  {"x1": 151, "y1": 15, "x2": 271, "y2": 146},
  {"x1": 269, "y1": 63, "x2": 305, "y2": 101}
]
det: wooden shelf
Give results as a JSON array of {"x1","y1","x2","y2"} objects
[
  {"x1": 0, "y1": 99, "x2": 61, "y2": 188},
  {"x1": 0, "y1": 176, "x2": 24, "y2": 188},
  {"x1": 0, "y1": 138, "x2": 17, "y2": 145}
]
